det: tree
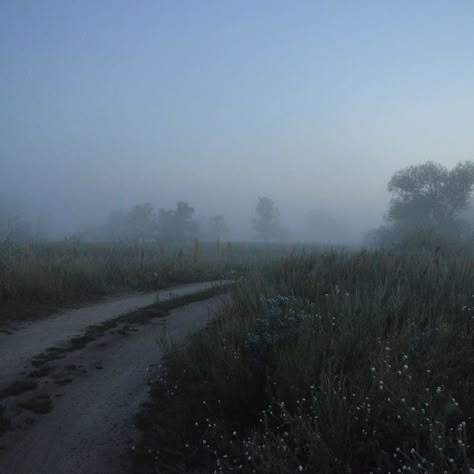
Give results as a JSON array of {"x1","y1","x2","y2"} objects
[
  {"x1": 252, "y1": 196, "x2": 281, "y2": 241},
  {"x1": 127, "y1": 203, "x2": 154, "y2": 242},
  {"x1": 104, "y1": 209, "x2": 127, "y2": 241},
  {"x1": 305, "y1": 209, "x2": 348, "y2": 243},
  {"x1": 156, "y1": 201, "x2": 199, "y2": 241},
  {"x1": 387, "y1": 160, "x2": 474, "y2": 236}
]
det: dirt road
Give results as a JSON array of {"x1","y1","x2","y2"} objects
[
  {"x1": 0, "y1": 283, "x2": 228, "y2": 474},
  {"x1": 0, "y1": 281, "x2": 222, "y2": 383}
]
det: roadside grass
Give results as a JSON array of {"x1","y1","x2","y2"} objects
[
  {"x1": 135, "y1": 250, "x2": 474, "y2": 473},
  {"x1": 0, "y1": 240, "x2": 290, "y2": 324}
]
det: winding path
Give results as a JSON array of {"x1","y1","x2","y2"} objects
[{"x1": 0, "y1": 282, "x2": 228, "y2": 474}]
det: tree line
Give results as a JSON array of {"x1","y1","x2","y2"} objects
[
  {"x1": 3, "y1": 159, "x2": 474, "y2": 245},
  {"x1": 87, "y1": 201, "x2": 229, "y2": 243},
  {"x1": 82, "y1": 197, "x2": 289, "y2": 243}
]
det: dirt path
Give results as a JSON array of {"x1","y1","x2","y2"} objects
[
  {"x1": 0, "y1": 281, "x2": 223, "y2": 383},
  {"x1": 0, "y1": 294, "x2": 227, "y2": 474}
]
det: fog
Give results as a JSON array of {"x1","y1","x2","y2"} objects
[{"x1": 1, "y1": 2, "x2": 474, "y2": 243}]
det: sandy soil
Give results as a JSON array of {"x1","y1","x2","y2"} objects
[{"x1": 0, "y1": 286, "x2": 227, "y2": 474}]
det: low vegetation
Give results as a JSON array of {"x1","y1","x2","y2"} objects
[
  {"x1": 136, "y1": 249, "x2": 474, "y2": 473},
  {"x1": 0, "y1": 240, "x2": 291, "y2": 324}
]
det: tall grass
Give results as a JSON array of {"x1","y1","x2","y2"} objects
[
  {"x1": 136, "y1": 250, "x2": 474, "y2": 473},
  {"x1": 0, "y1": 240, "x2": 302, "y2": 323}
]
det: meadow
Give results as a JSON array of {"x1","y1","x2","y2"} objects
[
  {"x1": 135, "y1": 248, "x2": 474, "y2": 473},
  {"x1": 0, "y1": 239, "x2": 300, "y2": 324}
]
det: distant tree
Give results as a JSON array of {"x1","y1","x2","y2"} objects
[
  {"x1": 104, "y1": 209, "x2": 127, "y2": 241},
  {"x1": 207, "y1": 215, "x2": 229, "y2": 241},
  {"x1": 305, "y1": 209, "x2": 347, "y2": 243},
  {"x1": 252, "y1": 196, "x2": 281, "y2": 241},
  {"x1": 387, "y1": 161, "x2": 474, "y2": 235},
  {"x1": 156, "y1": 201, "x2": 199, "y2": 241},
  {"x1": 127, "y1": 203, "x2": 154, "y2": 242}
]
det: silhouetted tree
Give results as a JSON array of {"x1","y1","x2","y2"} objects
[
  {"x1": 305, "y1": 209, "x2": 347, "y2": 243},
  {"x1": 387, "y1": 161, "x2": 474, "y2": 235},
  {"x1": 127, "y1": 203, "x2": 154, "y2": 242},
  {"x1": 104, "y1": 209, "x2": 127, "y2": 241},
  {"x1": 252, "y1": 196, "x2": 280, "y2": 241},
  {"x1": 156, "y1": 201, "x2": 199, "y2": 241}
]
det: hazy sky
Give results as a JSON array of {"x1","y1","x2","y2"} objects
[{"x1": 1, "y1": 1, "x2": 474, "y2": 238}]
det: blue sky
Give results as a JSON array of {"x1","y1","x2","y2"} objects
[{"x1": 1, "y1": 1, "x2": 474, "y2": 238}]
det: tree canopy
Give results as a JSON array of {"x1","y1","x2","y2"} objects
[
  {"x1": 156, "y1": 201, "x2": 199, "y2": 242},
  {"x1": 252, "y1": 196, "x2": 281, "y2": 241},
  {"x1": 387, "y1": 161, "x2": 474, "y2": 233}
]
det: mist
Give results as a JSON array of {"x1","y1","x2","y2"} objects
[{"x1": 1, "y1": 1, "x2": 474, "y2": 243}]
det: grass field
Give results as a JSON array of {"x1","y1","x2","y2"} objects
[
  {"x1": 135, "y1": 249, "x2": 474, "y2": 473},
  {"x1": 0, "y1": 240, "x2": 302, "y2": 324}
]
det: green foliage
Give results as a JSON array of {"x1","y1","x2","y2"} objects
[{"x1": 136, "y1": 250, "x2": 474, "y2": 473}]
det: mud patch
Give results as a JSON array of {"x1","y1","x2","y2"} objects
[
  {"x1": 0, "y1": 380, "x2": 38, "y2": 399},
  {"x1": 19, "y1": 395, "x2": 53, "y2": 414},
  {"x1": 0, "y1": 406, "x2": 11, "y2": 435},
  {"x1": 27, "y1": 365, "x2": 55, "y2": 379}
]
